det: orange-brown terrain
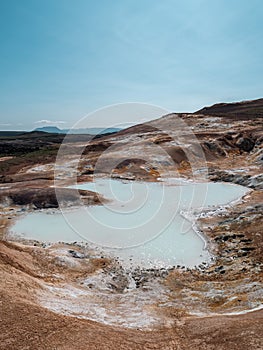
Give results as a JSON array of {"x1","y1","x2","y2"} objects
[{"x1": 0, "y1": 99, "x2": 262, "y2": 349}]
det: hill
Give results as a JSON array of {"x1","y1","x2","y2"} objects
[{"x1": 195, "y1": 98, "x2": 263, "y2": 119}]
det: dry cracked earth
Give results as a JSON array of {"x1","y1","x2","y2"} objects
[{"x1": 0, "y1": 98, "x2": 262, "y2": 349}]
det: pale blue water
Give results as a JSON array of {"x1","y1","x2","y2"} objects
[{"x1": 10, "y1": 179, "x2": 248, "y2": 268}]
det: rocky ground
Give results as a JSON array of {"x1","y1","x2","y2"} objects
[{"x1": 0, "y1": 98, "x2": 262, "y2": 349}]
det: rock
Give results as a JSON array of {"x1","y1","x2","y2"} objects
[
  {"x1": 223, "y1": 235, "x2": 230, "y2": 241},
  {"x1": 209, "y1": 170, "x2": 263, "y2": 189},
  {"x1": 0, "y1": 187, "x2": 101, "y2": 208},
  {"x1": 241, "y1": 247, "x2": 255, "y2": 252},
  {"x1": 215, "y1": 266, "x2": 224, "y2": 272},
  {"x1": 236, "y1": 137, "x2": 255, "y2": 152},
  {"x1": 240, "y1": 239, "x2": 252, "y2": 243},
  {"x1": 109, "y1": 274, "x2": 129, "y2": 293},
  {"x1": 68, "y1": 250, "x2": 86, "y2": 259},
  {"x1": 203, "y1": 141, "x2": 227, "y2": 158}
]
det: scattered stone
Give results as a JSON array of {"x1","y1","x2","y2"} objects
[{"x1": 68, "y1": 249, "x2": 86, "y2": 259}]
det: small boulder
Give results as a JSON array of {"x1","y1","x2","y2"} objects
[{"x1": 236, "y1": 137, "x2": 255, "y2": 152}]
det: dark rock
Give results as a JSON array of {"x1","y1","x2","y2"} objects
[
  {"x1": 209, "y1": 170, "x2": 263, "y2": 189},
  {"x1": 241, "y1": 247, "x2": 255, "y2": 252},
  {"x1": 0, "y1": 187, "x2": 100, "y2": 208},
  {"x1": 240, "y1": 239, "x2": 252, "y2": 243},
  {"x1": 223, "y1": 235, "x2": 230, "y2": 241},
  {"x1": 236, "y1": 234, "x2": 245, "y2": 238},
  {"x1": 68, "y1": 250, "x2": 85, "y2": 259},
  {"x1": 236, "y1": 137, "x2": 255, "y2": 152},
  {"x1": 215, "y1": 266, "x2": 224, "y2": 272}
]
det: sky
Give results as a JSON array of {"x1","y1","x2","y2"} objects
[{"x1": 0, "y1": 0, "x2": 262, "y2": 130}]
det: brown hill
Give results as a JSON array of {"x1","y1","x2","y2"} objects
[{"x1": 195, "y1": 98, "x2": 263, "y2": 119}]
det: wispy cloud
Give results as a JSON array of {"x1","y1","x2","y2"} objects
[
  {"x1": 0, "y1": 123, "x2": 12, "y2": 126},
  {"x1": 34, "y1": 120, "x2": 67, "y2": 126}
]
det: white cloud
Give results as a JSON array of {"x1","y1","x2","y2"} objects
[
  {"x1": 34, "y1": 120, "x2": 67, "y2": 126},
  {"x1": 0, "y1": 123, "x2": 12, "y2": 126}
]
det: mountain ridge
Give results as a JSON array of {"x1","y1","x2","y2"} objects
[
  {"x1": 194, "y1": 98, "x2": 263, "y2": 118},
  {"x1": 34, "y1": 126, "x2": 122, "y2": 135}
]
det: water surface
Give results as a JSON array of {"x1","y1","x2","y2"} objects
[{"x1": 10, "y1": 179, "x2": 248, "y2": 268}]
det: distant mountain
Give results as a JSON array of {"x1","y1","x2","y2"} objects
[
  {"x1": 67, "y1": 127, "x2": 122, "y2": 135},
  {"x1": 34, "y1": 126, "x2": 122, "y2": 135},
  {"x1": 35, "y1": 126, "x2": 64, "y2": 134}
]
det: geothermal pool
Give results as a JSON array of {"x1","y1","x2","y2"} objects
[{"x1": 10, "y1": 179, "x2": 249, "y2": 268}]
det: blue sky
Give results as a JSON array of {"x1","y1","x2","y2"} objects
[{"x1": 0, "y1": 0, "x2": 262, "y2": 130}]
